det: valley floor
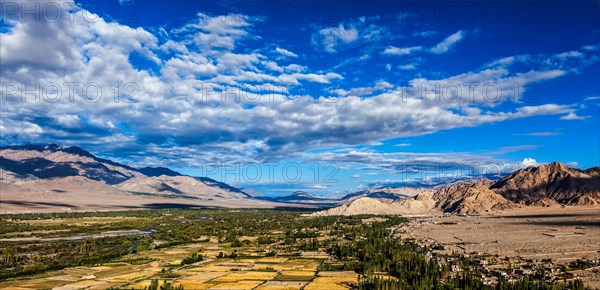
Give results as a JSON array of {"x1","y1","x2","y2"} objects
[
  {"x1": 0, "y1": 186, "x2": 304, "y2": 214},
  {"x1": 1, "y1": 207, "x2": 598, "y2": 289},
  {"x1": 396, "y1": 206, "x2": 600, "y2": 288}
]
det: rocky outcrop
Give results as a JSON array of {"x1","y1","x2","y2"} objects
[
  {"x1": 312, "y1": 162, "x2": 600, "y2": 216},
  {"x1": 311, "y1": 190, "x2": 437, "y2": 216},
  {"x1": 432, "y1": 180, "x2": 517, "y2": 214},
  {"x1": 490, "y1": 162, "x2": 600, "y2": 205}
]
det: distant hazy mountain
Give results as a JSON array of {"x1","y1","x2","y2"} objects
[
  {"x1": 288, "y1": 191, "x2": 320, "y2": 199},
  {"x1": 339, "y1": 186, "x2": 426, "y2": 201},
  {"x1": 264, "y1": 191, "x2": 325, "y2": 202},
  {"x1": 258, "y1": 191, "x2": 340, "y2": 206}
]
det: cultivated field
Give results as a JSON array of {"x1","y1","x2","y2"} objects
[
  {"x1": 0, "y1": 210, "x2": 374, "y2": 290},
  {"x1": 1, "y1": 208, "x2": 599, "y2": 289}
]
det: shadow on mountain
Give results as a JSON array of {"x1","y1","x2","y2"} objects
[
  {"x1": 493, "y1": 211, "x2": 600, "y2": 227},
  {"x1": 195, "y1": 177, "x2": 252, "y2": 197},
  {"x1": 498, "y1": 213, "x2": 585, "y2": 219},
  {"x1": 534, "y1": 220, "x2": 600, "y2": 228},
  {"x1": 1, "y1": 200, "x2": 78, "y2": 208},
  {"x1": 140, "y1": 203, "x2": 217, "y2": 209},
  {"x1": 0, "y1": 156, "x2": 129, "y2": 184},
  {"x1": 514, "y1": 220, "x2": 600, "y2": 227},
  {"x1": 272, "y1": 206, "x2": 321, "y2": 211},
  {"x1": 490, "y1": 171, "x2": 600, "y2": 205}
]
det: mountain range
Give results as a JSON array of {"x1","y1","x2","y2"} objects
[
  {"x1": 0, "y1": 144, "x2": 275, "y2": 213},
  {"x1": 1, "y1": 144, "x2": 599, "y2": 215},
  {"x1": 312, "y1": 162, "x2": 600, "y2": 216}
]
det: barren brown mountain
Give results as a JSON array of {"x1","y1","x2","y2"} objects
[
  {"x1": 0, "y1": 144, "x2": 143, "y2": 184},
  {"x1": 115, "y1": 175, "x2": 250, "y2": 199},
  {"x1": 491, "y1": 162, "x2": 600, "y2": 205},
  {"x1": 432, "y1": 162, "x2": 600, "y2": 214},
  {"x1": 313, "y1": 162, "x2": 600, "y2": 216},
  {"x1": 2, "y1": 144, "x2": 599, "y2": 215},
  {"x1": 311, "y1": 190, "x2": 437, "y2": 216},
  {"x1": 432, "y1": 180, "x2": 517, "y2": 214},
  {"x1": 0, "y1": 145, "x2": 273, "y2": 213}
]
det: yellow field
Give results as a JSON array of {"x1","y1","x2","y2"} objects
[
  {"x1": 316, "y1": 271, "x2": 358, "y2": 277},
  {"x1": 284, "y1": 260, "x2": 320, "y2": 271},
  {"x1": 256, "y1": 280, "x2": 306, "y2": 290},
  {"x1": 108, "y1": 271, "x2": 153, "y2": 281},
  {"x1": 173, "y1": 279, "x2": 213, "y2": 289},
  {"x1": 66, "y1": 280, "x2": 107, "y2": 287},
  {"x1": 211, "y1": 271, "x2": 278, "y2": 282},
  {"x1": 279, "y1": 270, "x2": 316, "y2": 277},
  {"x1": 164, "y1": 249, "x2": 188, "y2": 255},
  {"x1": 304, "y1": 277, "x2": 357, "y2": 290},
  {"x1": 129, "y1": 279, "x2": 167, "y2": 289},
  {"x1": 255, "y1": 286, "x2": 301, "y2": 290},
  {"x1": 194, "y1": 264, "x2": 254, "y2": 272},
  {"x1": 7, "y1": 280, "x2": 71, "y2": 289},
  {"x1": 235, "y1": 259, "x2": 257, "y2": 264},
  {"x1": 300, "y1": 252, "x2": 330, "y2": 259},
  {"x1": 257, "y1": 257, "x2": 289, "y2": 263},
  {"x1": 89, "y1": 266, "x2": 113, "y2": 271},
  {"x1": 176, "y1": 271, "x2": 228, "y2": 280},
  {"x1": 208, "y1": 280, "x2": 264, "y2": 290},
  {"x1": 252, "y1": 264, "x2": 289, "y2": 271},
  {"x1": 167, "y1": 259, "x2": 183, "y2": 265}
]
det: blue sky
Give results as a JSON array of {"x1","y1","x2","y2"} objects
[{"x1": 1, "y1": 0, "x2": 599, "y2": 196}]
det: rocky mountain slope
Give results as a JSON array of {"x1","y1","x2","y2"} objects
[
  {"x1": 0, "y1": 144, "x2": 143, "y2": 184},
  {"x1": 432, "y1": 162, "x2": 599, "y2": 214},
  {"x1": 2, "y1": 146, "x2": 598, "y2": 215},
  {"x1": 491, "y1": 162, "x2": 600, "y2": 206},
  {"x1": 114, "y1": 175, "x2": 251, "y2": 199},
  {"x1": 311, "y1": 190, "x2": 436, "y2": 216},
  {"x1": 0, "y1": 144, "x2": 265, "y2": 213},
  {"x1": 432, "y1": 180, "x2": 517, "y2": 214},
  {"x1": 312, "y1": 162, "x2": 600, "y2": 216},
  {"x1": 137, "y1": 167, "x2": 182, "y2": 177}
]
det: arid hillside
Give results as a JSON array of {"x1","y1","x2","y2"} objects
[
  {"x1": 0, "y1": 145, "x2": 281, "y2": 213},
  {"x1": 312, "y1": 162, "x2": 600, "y2": 216}
]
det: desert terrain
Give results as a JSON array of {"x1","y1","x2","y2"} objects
[
  {"x1": 396, "y1": 206, "x2": 600, "y2": 288},
  {"x1": 0, "y1": 178, "x2": 299, "y2": 214}
]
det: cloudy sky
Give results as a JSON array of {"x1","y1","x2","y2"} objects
[{"x1": 1, "y1": 0, "x2": 599, "y2": 196}]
